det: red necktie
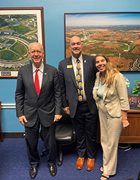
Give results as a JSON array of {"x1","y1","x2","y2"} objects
[{"x1": 34, "y1": 69, "x2": 40, "y2": 95}]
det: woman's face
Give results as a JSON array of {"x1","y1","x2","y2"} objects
[{"x1": 95, "y1": 56, "x2": 107, "y2": 73}]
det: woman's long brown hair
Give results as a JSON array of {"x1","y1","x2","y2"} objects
[{"x1": 95, "y1": 54, "x2": 119, "y2": 87}]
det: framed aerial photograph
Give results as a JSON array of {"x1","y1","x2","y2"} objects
[
  {"x1": 64, "y1": 12, "x2": 140, "y2": 71},
  {"x1": 0, "y1": 7, "x2": 44, "y2": 78}
]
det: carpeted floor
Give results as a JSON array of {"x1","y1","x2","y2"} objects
[{"x1": 0, "y1": 139, "x2": 139, "y2": 180}]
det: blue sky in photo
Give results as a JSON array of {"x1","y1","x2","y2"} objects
[{"x1": 66, "y1": 13, "x2": 140, "y2": 27}]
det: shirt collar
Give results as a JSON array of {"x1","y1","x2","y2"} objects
[
  {"x1": 32, "y1": 62, "x2": 44, "y2": 73},
  {"x1": 72, "y1": 54, "x2": 83, "y2": 63}
]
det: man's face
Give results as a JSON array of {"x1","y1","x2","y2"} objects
[
  {"x1": 70, "y1": 36, "x2": 82, "y2": 58},
  {"x1": 29, "y1": 43, "x2": 44, "y2": 68}
]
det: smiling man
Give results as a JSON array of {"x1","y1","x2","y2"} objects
[
  {"x1": 15, "y1": 42, "x2": 62, "y2": 179},
  {"x1": 58, "y1": 36, "x2": 98, "y2": 172}
]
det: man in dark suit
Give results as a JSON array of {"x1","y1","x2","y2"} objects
[
  {"x1": 15, "y1": 42, "x2": 62, "y2": 179},
  {"x1": 138, "y1": 170, "x2": 140, "y2": 180},
  {"x1": 58, "y1": 36, "x2": 98, "y2": 171}
]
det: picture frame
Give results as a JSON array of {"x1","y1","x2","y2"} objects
[
  {"x1": 129, "y1": 95, "x2": 140, "y2": 110},
  {"x1": 64, "y1": 12, "x2": 140, "y2": 71},
  {"x1": 0, "y1": 7, "x2": 45, "y2": 78}
]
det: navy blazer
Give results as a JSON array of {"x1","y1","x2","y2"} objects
[
  {"x1": 58, "y1": 55, "x2": 97, "y2": 118},
  {"x1": 15, "y1": 63, "x2": 62, "y2": 127}
]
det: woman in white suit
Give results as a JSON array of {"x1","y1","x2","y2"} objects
[{"x1": 93, "y1": 55, "x2": 130, "y2": 180}]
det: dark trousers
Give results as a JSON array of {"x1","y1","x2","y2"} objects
[
  {"x1": 72, "y1": 101, "x2": 98, "y2": 158},
  {"x1": 25, "y1": 120, "x2": 57, "y2": 166}
]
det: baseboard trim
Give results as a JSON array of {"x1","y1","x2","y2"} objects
[{"x1": 2, "y1": 132, "x2": 25, "y2": 138}]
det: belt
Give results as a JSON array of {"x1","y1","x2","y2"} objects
[{"x1": 78, "y1": 101, "x2": 87, "y2": 104}]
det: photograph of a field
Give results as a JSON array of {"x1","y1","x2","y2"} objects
[
  {"x1": 0, "y1": 8, "x2": 44, "y2": 77},
  {"x1": 65, "y1": 12, "x2": 140, "y2": 71}
]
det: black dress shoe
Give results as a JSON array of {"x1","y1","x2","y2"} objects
[
  {"x1": 29, "y1": 166, "x2": 38, "y2": 179},
  {"x1": 48, "y1": 163, "x2": 57, "y2": 176}
]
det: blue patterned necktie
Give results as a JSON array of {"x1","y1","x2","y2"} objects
[{"x1": 76, "y1": 59, "x2": 83, "y2": 102}]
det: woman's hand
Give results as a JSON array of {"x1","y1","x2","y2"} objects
[
  {"x1": 122, "y1": 119, "x2": 130, "y2": 128},
  {"x1": 121, "y1": 111, "x2": 130, "y2": 128}
]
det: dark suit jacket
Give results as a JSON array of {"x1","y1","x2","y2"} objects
[
  {"x1": 15, "y1": 63, "x2": 62, "y2": 127},
  {"x1": 58, "y1": 55, "x2": 97, "y2": 118}
]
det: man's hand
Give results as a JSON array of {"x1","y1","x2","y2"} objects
[
  {"x1": 18, "y1": 115, "x2": 27, "y2": 125},
  {"x1": 53, "y1": 115, "x2": 62, "y2": 122},
  {"x1": 63, "y1": 107, "x2": 70, "y2": 114}
]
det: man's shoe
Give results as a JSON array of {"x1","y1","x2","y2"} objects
[
  {"x1": 48, "y1": 163, "x2": 57, "y2": 176},
  {"x1": 76, "y1": 157, "x2": 85, "y2": 170},
  {"x1": 86, "y1": 158, "x2": 95, "y2": 171},
  {"x1": 29, "y1": 166, "x2": 38, "y2": 179}
]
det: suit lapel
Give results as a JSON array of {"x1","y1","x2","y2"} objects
[
  {"x1": 103, "y1": 85, "x2": 108, "y2": 100},
  {"x1": 67, "y1": 57, "x2": 77, "y2": 87},
  {"x1": 83, "y1": 55, "x2": 88, "y2": 83},
  {"x1": 27, "y1": 64, "x2": 37, "y2": 96},
  {"x1": 40, "y1": 65, "x2": 48, "y2": 93}
]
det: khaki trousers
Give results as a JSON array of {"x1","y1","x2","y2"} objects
[{"x1": 98, "y1": 100, "x2": 122, "y2": 175}]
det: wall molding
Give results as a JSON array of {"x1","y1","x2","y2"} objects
[
  {"x1": 1, "y1": 103, "x2": 16, "y2": 109},
  {"x1": 1, "y1": 132, "x2": 24, "y2": 138}
]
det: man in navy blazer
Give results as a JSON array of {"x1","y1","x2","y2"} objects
[
  {"x1": 15, "y1": 42, "x2": 62, "y2": 178},
  {"x1": 58, "y1": 36, "x2": 98, "y2": 171}
]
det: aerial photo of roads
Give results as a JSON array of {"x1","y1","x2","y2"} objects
[
  {"x1": 0, "y1": 13, "x2": 39, "y2": 76},
  {"x1": 65, "y1": 13, "x2": 140, "y2": 71}
]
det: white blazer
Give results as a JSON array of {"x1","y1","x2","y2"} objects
[{"x1": 93, "y1": 72, "x2": 130, "y2": 118}]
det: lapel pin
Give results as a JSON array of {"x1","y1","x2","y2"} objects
[{"x1": 67, "y1": 65, "x2": 73, "y2": 68}]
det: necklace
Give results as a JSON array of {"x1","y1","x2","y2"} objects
[
  {"x1": 100, "y1": 76, "x2": 106, "y2": 85},
  {"x1": 100, "y1": 79, "x2": 106, "y2": 85}
]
